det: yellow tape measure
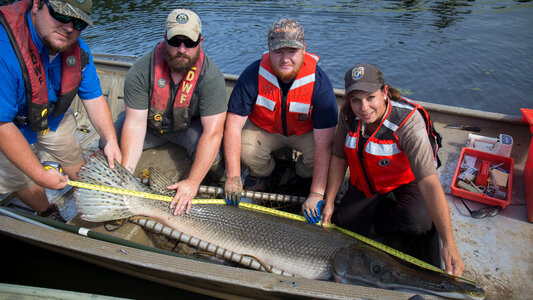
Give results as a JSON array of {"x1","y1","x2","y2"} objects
[{"x1": 68, "y1": 180, "x2": 475, "y2": 284}]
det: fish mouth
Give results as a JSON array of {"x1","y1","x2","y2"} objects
[{"x1": 331, "y1": 244, "x2": 485, "y2": 300}]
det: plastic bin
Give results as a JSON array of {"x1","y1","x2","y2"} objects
[
  {"x1": 451, "y1": 147, "x2": 514, "y2": 208},
  {"x1": 520, "y1": 108, "x2": 533, "y2": 222}
]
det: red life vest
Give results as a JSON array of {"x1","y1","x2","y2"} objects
[
  {"x1": 249, "y1": 52, "x2": 319, "y2": 136},
  {"x1": 344, "y1": 98, "x2": 441, "y2": 198},
  {"x1": 148, "y1": 41, "x2": 205, "y2": 134},
  {"x1": 0, "y1": 0, "x2": 83, "y2": 132}
]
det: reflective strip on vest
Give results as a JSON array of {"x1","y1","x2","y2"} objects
[
  {"x1": 365, "y1": 141, "x2": 401, "y2": 156},
  {"x1": 290, "y1": 73, "x2": 315, "y2": 90},
  {"x1": 258, "y1": 66, "x2": 280, "y2": 88},
  {"x1": 345, "y1": 134, "x2": 357, "y2": 149},
  {"x1": 391, "y1": 100, "x2": 415, "y2": 111},
  {"x1": 289, "y1": 101, "x2": 310, "y2": 114},
  {"x1": 256, "y1": 95, "x2": 276, "y2": 111},
  {"x1": 383, "y1": 119, "x2": 399, "y2": 132}
]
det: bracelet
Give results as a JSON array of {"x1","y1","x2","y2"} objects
[{"x1": 310, "y1": 192, "x2": 324, "y2": 198}]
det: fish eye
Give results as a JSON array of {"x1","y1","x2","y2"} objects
[{"x1": 372, "y1": 264, "x2": 381, "y2": 274}]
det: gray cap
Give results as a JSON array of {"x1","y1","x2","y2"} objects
[
  {"x1": 268, "y1": 18, "x2": 304, "y2": 51},
  {"x1": 344, "y1": 63, "x2": 385, "y2": 94},
  {"x1": 49, "y1": 0, "x2": 93, "y2": 27},
  {"x1": 166, "y1": 9, "x2": 202, "y2": 42}
]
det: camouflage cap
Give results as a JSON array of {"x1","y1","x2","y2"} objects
[
  {"x1": 166, "y1": 9, "x2": 202, "y2": 42},
  {"x1": 344, "y1": 63, "x2": 385, "y2": 94},
  {"x1": 48, "y1": 0, "x2": 93, "y2": 27},
  {"x1": 268, "y1": 18, "x2": 304, "y2": 51}
]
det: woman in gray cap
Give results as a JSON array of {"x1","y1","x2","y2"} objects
[{"x1": 321, "y1": 63, "x2": 465, "y2": 277}]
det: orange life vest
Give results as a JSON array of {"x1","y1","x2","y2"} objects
[
  {"x1": 344, "y1": 98, "x2": 441, "y2": 198},
  {"x1": 248, "y1": 52, "x2": 319, "y2": 136},
  {"x1": 148, "y1": 41, "x2": 205, "y2": 134},
  {"x1": 0, "y1": 0, "x2": 83, "y2": 132}
]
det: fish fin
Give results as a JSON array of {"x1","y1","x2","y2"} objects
[
  {"x1": 74, "y1": 152, "x2": 149, "y2": 222},
  {"x1": 148, "y1": 167, "x2": 175, "y2": 197}
]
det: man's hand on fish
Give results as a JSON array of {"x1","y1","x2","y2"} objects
[
  {"x1": 102, "y1": 141, "x2": 122, "y2": 169},
  {"x1": 441, "y1": 242, "x2": 465, "y2": 277},
  {"x1": 168, "y1": 179, "x2": 199, "y2": 215},
  {"x1": 320, "y1": 201, "x2": 335, "y2": 227},
  {"x1": 224, "y1": 176, "x2": 242, "y2": 205},
  {"x1": 40, "y1": 166, "x2": 69, "y2": 190},
  {"x1": 302, "y1": 195, "x2": 323, "y2": 224}
]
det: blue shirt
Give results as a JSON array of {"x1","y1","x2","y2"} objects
[
  {"x1": 0, "y1": 11, "x2": 102, "y2": 144},
  {"x1": 228, "y1": 59, "x2": 338, "y2": 129}
]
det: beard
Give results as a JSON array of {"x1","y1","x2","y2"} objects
[
  {"x1": 272, "y1": 59, "x2": 303, "y2": 82},
  {"x1": 41, "y1": 35, "x2": 75, "y2": 54},
  {"x1": 165, "y1": 48, "x2": 199, "y2": 74}
]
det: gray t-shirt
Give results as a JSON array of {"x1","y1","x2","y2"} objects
[
  {"x1": 333, "y1": 102, "x2": 437, "y2": 181},
  {"x1": 123, "y1": 50, "x2": 228, "y2": 117}
]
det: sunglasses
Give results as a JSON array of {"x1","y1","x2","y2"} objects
[
  {"x1": 167, "y1": 35, "x2": 201, "y2": 48},
  {"x1": 461, "y1": 198, "x2": 501, "y2": 219},
  {"x1": 43, "y1": 0, "x2": 88, "y2": 31}
]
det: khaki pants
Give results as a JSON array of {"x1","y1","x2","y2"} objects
[
  {"x1": 0, "y1": 110, "x2": 84, "y2": 193},
  {"x1": 241, "y1": 121, "x2": 315, "y2": 178}
]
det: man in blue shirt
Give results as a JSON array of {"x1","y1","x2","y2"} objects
[
  {"x1": 0, "y1": 0, "x2": 121, "y2": 219},
  {"x1": 224, "y1": 18, "x2": 338, "y2": 224}
]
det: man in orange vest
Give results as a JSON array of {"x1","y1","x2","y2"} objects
[
  {"x1": 0, "y1": 0, "x2": 121, "y2": 221},
  {"x1": 114, "y1": 9, "x2": 227, "y2": 215},
  {"x1": 224, "y1": 18, "x2": 338, "y2": 223}
]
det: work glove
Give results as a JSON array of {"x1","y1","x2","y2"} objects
[
  {"x1": 225, "y1": 176, "x2": 242, "y2": 205},
  {"x1": 302, "y1": 196, "x2": 323, "y2": 224}
]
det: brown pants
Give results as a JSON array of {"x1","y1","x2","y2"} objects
[
  {"x1": 0, "y1": 110, "x2": 84, "y2": 193},
  {"x1": 241, "y1": 121, "x2": 315, "y2": 178}
]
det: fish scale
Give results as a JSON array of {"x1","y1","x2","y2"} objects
[{"x1": 73, "y1": 153, "x2": 485, "y2": 299}]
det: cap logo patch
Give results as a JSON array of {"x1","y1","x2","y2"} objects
[
  {"x1": 157, "y1": 78, "x2": 167, "y2": 88},
  {"x1": 352, "y1": 67, "x2": 364, "y2": 81},
  {"x1": 176, "y1": 13, "x2": 189, "y2": 24},
  {"x1": 66, "y1": 55, "x2": 77, "y2": 67},
  {"x1": 76, "y1": 0, "x2": 85, "y2": 4}
]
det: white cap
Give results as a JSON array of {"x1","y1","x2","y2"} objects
[{"x1": 166, "y1": 9, "x2": 202, "y2": 42}]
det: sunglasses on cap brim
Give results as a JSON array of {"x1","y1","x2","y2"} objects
[{"x1": 43, "y1": 0, "x2": 88, "y2": 31}]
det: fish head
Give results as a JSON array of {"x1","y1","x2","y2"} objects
[{"x1": 331, "y1": 243, "x2": 485, "y2": 300}]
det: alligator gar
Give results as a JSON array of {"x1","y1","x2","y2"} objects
[{"x1": 73, "y1": 152, "x2": 485, "y2": 299}]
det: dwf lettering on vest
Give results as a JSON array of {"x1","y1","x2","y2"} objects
[
  {"x1": 180, "y1": 66, "x2": 196, "y2": 103},
  {"x1": 30, "y1": 49, "x2": 43, "y2": 85}
]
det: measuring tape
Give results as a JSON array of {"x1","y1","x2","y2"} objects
[{"x1": 67, "y1": 179, "x2": 475, "y2": 284}]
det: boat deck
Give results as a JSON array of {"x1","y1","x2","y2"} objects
[{"x1": 0, "y1": 58, "x2": 531, "y2": 299}]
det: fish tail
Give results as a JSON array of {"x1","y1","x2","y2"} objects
[{"x1": 74, "y1": 152, "x2": 148, "y2": 222}]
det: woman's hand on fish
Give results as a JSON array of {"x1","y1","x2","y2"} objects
[
  {"x1": 441, "y1": 243, "x2": 465, "y2": 277},
  {"x1": 168, "y1": 179, "x2": 199, "y2": 215}
]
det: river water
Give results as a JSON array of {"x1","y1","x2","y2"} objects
[
  {"x1": 79, "y1": 0, "x2": 533, "y2": 116},
  {"x1": 1, "y1": 0, "x2": 532, "y2": 115}
]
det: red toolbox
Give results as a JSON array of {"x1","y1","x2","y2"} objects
[{"x1": 451, "y1": 147, "x2": 514, "y2": 208}]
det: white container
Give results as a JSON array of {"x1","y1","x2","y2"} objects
[{"x1": 465, "y1": 133, "x2": 513, "y2": 157}]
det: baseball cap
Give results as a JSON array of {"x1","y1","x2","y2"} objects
[
  {"x1": 166, "y1": 9, "x2": 202, "y2": 42},
  {"x1": 268, "y1": 18, "x2": 304, "y2": 51},
  {"x1": 344, "y1": 63, "x2": 385, "y2": 94},
  {"x1": 48, "y1": 0, "x2": 93, "y2": 27}
]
